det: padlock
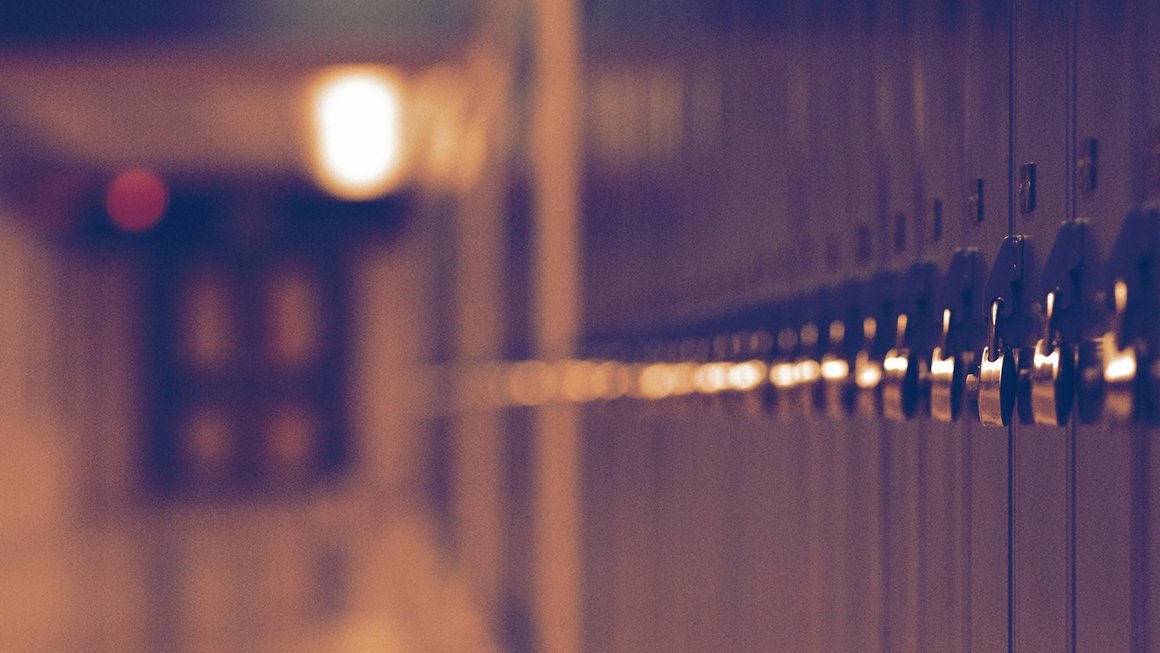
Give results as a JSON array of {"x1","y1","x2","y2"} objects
[
  {"x1": 970, "y1": 236, "x2": 1034, "y2": 426},
  {"x1": 1094, "y1": 209, "x2": 1160, "y2": 422},
  {"x1": 820, "y1": 320, "x2": 853, "y2": 419},
  {"x1": 1028, "y1": 219, "x2": 1096, "y2": 425},
  {"x1": 853, "y1": 316, "x2": 883, "y2": 417},
  {"x1": 931, "y1": 248, "x2": 986, "y2": 422},
  {"x1": 975, "y1": 298, "x2": 1017, "y2": 427},
  {"x1": 1029, "y1": 291, "x2": 1076, "y2": 426},
  {"x1": 882, "y1": 313, "x2": 921, "y2": 420},
  {"x1": 1102, "y1": 280, "x2": 1140, "y2": 421},
  {"x1": 930, "y1": 308, "x2": 963, "y2": 422}
]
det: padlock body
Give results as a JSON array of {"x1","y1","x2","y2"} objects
[
  {"x1": 1030, "y1": 339, "x2": 1075, "y2": 426},
  {"x1": 1102, "y1": 332, "x2": 1138, "y2": 422},
  {"x1": 978, "y1": 345, "x2": 1016, "y2": 427},
  {"x1": 882, "y1": 348, "x2": 921, "y2": 421}
]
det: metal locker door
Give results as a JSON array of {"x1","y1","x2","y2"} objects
[
  {"x1": 725, "y1": 24, "x2": 814, "y2": 653},
  {"x1": 1011, "y1": 1, "x2": 1072, "y2": 650},
  {"x1": 912, "y1": 2, "x2": 971, "y2": 649},
  {"x1": 961, "y1": 1, "x2": 1015, "y2": 650},
  {"x1": 870, "y1": 1, "x2": 924, "y2": 648},
  {"x1": 805, "y1": 6, "x2": 864, "y2": 651},
  {"x1": 1074, "y1": 0, "x2": 1136, "y2": 649},
  {"x1": 1135, "y1": 2, "x2": 1160, "y2": 646},
  {"x1": 580, "y1": 396, "x2": 618, "y2": 653},
  {"x1": 828, "y1": 6, "x2": 886, "y2": 650}
]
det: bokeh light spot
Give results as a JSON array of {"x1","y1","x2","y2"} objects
[
  {"x1": 308, "y1": 66, "x2": 406, "y2": 200},
  {"x1": 105, "y1": 167, "x2": 168, "y2": 233}
]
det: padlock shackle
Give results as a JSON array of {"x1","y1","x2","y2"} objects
[
  {"x1": 939, "y1": 308, "x2": 951, "y2": 352},
  {"x1": 986, "y1": 298, "x2": 1003, "y2": 363},
  {"x1": 895, "y1": 313, "x2": 908, "y2": 351},
  {"x1": 1112, "y1": 279, "x2": 1128, "y2": 348},
  {"x1": 1041, "y1": 291, "x2": 1057, "y2": 354}
]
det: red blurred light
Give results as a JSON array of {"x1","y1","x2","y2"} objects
[{"x1": 105, "y1": 168, "x2": 168, "y2": 233}]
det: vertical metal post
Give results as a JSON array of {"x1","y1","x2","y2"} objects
[{"x1": 531, "y1": 0, "x2": 582, "y2": 650}]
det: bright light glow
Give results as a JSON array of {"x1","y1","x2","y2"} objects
[
  {"x1": 727, "y1": 360, "x2": 768, "y2": 391},
  {"x1": 640, "y1": 364, "x2": 679, "y2": 400},
  {"x1": 615, "y1": 364, "x2": 638, "y2": 398},
  {"x1": 821, "y1": 357, "x2": 850, "y2": 381},
  {"x1": 855, "y1": 353, "x2": 883, "y2": 389},
  {"x1": 792, "y1": 359, "x2": 821, "y2": 384},
  {"x1": 1032, "y1": 347, "x2": 1059, "y2": 374},
  {"x1": 1105, "y1": 351, "x2": 1137, "y2": 384},
  {"x1": 769, "y1": 362, "x2": 796, "y2": 388},
  {"x1": 930, "y1": 348, "x2": 955, "y2": 379},
  {"x1": 694, "y1": 363, "x2": 731, "y2": 394},
  {"x1": 883, "y1": 353, "x2": 909, "y2": 374},
  {"x1": 309, "y1": 66, "x2": 406, "y2": 200},
  {"x1": 592, "y1": 362, "x2": 626, "y2": 400},
  {"x1": 670, "y1": 363, "x2": 699, "y2": 396}
]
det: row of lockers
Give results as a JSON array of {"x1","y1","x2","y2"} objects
[
  {"x1": 583, "y1": 214, "x2": 1158, "y2": 431},
  {"x1": 569, "y1": 1, "x2": 1160, "y2": 652},
  {"x1": 584, "y1": 0, "x2": 1158, "y2": 333}
]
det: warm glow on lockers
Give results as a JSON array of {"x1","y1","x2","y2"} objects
[{"x1": 308, "y1": 66, "x2": 406, "y2": 200}]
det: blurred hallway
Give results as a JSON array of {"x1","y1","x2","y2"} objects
[{"x1": 5, "y1": 1, "x2": 1160, "y2": 652}]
